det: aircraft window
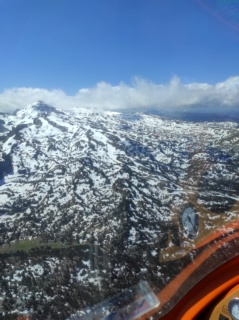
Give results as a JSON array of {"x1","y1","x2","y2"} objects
[{"x1": 0, "y1": 1, "x2": 239, "y2": 319}]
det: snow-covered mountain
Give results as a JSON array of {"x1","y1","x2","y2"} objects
[{"x1": 0, "y1": 101, "x2": 239, "y2": 319}]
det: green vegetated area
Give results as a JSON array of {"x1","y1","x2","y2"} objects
[{"x1": 0, "y1": 239, "x2": 71, "y2": 254}]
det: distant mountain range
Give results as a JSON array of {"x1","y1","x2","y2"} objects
[
  {"x1": 147, "y1": 109, "x2": 239, "y2": 122},
  {"x1": 0, "y1": 101, "x2": 239, "y2": 319}
]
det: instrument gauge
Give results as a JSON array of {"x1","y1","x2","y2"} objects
[{"x1": 229, "y1": 298, "x2": 239, "y2": 320}]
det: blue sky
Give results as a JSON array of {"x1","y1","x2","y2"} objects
[{"x1": 0, "y1": 0, "x2": 239, "y2": 112}]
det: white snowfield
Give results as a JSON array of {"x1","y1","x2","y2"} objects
[
  {"x1": 0, "y1": 102, "x2": 239, "y2": 319},
  {"x1": 0, "y1": 101, "x2": 238, "y2": 246}
]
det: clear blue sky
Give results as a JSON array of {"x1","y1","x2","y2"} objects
[{"x1": 0, "y1": 0, "x2": 239, "y2": 95}]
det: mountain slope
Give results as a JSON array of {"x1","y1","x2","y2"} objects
[{"x1": 0, "y1": 101, "x2": 239, "y2": 319}]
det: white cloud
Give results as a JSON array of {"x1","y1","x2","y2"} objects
[{"x1": 0, "y1": 76, "x2": 239, "y2": 113}]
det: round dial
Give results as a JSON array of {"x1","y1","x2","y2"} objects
[{"x1": 229, "y1": 299, "x2": 239, "y2": 320}]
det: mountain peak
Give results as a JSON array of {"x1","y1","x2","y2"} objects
[
  {"x1": 31, "y1": 101, "x2": 57, "y2": 113},
  {"x1": 16, "y1": 101, "x2": 57, "y2": 118}
]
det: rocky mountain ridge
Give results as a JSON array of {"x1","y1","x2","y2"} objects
[{"x1": 0, "y1": 101, "x2": 239, "y2": 319}]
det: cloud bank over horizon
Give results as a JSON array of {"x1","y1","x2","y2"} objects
[{"x1": 0, "y1": 76, "x2": 239, "y2": 114}]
